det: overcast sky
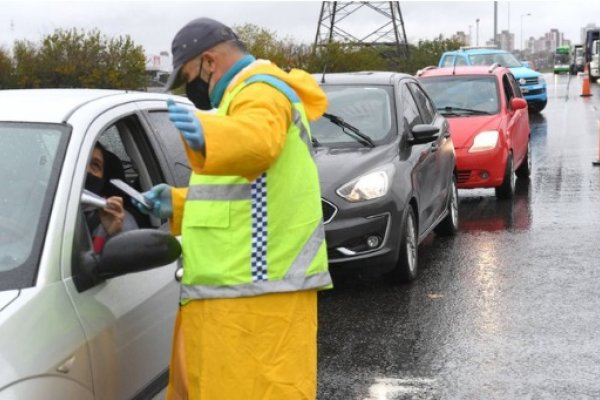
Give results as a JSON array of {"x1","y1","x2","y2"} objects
[{"x1": 2, "y1": 0, "x2": 599, "y2": 65}]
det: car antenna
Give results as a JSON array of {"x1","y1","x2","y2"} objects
[
  {"x1": 321, "y1": 64, "x2": 327, "y2": 84},
  {"x1": 452, "y1": 57, "x2": 457, "y2": 75}
]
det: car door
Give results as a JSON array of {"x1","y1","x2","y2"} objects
[
  {"x1": 503, "y1": 73, "x2": 529, "y2": 167},
  {"x1": 399, "y1": 82, "x2": 438, "y2": 235},
  {"x1": 507, "y1": 72, "x2": 530, "y2": 166},
  {"x1": 407, "y1": 81, "x2": 453, "y2": 223},
  {"x1": 62, "y1": 103, "x2": 180, "y2": 400}
]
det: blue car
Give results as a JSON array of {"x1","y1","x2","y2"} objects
[{"x1": 438, "y1": 47, "x2": 547, "y2": 113}]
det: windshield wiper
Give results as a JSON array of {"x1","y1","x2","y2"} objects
[
  {"x1": 438, "y1": 106, "x2": 492, "y2": 116},
  {"x1": 322, "y1": 113, "x2": 375, "y2": 147}
]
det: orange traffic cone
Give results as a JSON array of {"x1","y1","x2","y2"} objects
[{"x1": 581, "y1": 64, "x2": 592, "y2": 97}]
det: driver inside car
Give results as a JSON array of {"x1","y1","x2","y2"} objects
[{"x1": 84, "y1": 142, "x2": 138, "y2": 253}]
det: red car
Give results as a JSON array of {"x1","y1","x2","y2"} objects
[{"x1": 418, "y1": 65, "x2": 530, "y2": 198}]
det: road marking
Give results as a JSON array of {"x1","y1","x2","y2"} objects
[{"x1": 363, "y1": 377, "x2": 438, "y2": 399}]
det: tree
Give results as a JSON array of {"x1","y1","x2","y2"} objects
[
  {"x1": 11, "y1": 28, "x2": 146, "y2": 89},
  {"x1": 233, "y1": 23, "x2": 309, "y2": 70},
  {"x1": 12, "y1": 40, "x2": 42, "y2": 88},
  {"x1": 394, "y1": 37, "x2": 464, "y2": 74},
  {"x1": 308, "y1": 42, "x2": 388, "y2": 73},
  {"x1": 0, "y1": 47, "x2": 13, "y2": 89}
]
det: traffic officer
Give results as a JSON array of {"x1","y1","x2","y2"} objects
[{"x1": 137, "y1": 17, "x2": 332, "y2": 400}]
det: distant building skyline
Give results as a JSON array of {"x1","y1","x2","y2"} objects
[{"x1": 450, "y1": 23, "x2": 598, "y2": 54}]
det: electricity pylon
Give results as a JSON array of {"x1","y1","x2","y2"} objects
[{"x1": 314, "y1": 1, "x2": 409, "y2": 59}]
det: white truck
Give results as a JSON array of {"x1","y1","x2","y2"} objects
[
  {"x1": 584, "y1": 29, "x2": 600, "y2": 82},
  {"x1": 591, "y1": 39, "x2": 600, "y2": 82}
]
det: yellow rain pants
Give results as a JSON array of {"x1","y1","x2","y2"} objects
[{"x1": 166, "y1": 290, "x2": 318, "y2": 400}]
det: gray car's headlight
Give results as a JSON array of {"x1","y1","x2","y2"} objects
[{"x1": 337, "y1": 170, "x2": 390, "y2": 202}]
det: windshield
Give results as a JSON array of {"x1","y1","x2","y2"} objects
[
  {"x1": 310, "y1": 85, "x2": 395, "y2": 146},
  {"x1": 420, "y1": 75, "x2": 500, "y2": 115},
  {"x1": 554, "y1": 53, "x2": 570, "y2": 64},
  {"x1": 469, "y1": 52, "x2": 522, "y2": 68},
  {"x1": 0, "y1": 123, "x2": 69, "y2": 291}
]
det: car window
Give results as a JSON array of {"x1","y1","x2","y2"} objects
[
  {"x1": 145, "y1": 111, "x2": 191, "y2": 186},
  {"x1": 0, "y1": 122, "x2": 69, "y2": 291},
  {"x1": 310, "y1": 85, "x2": 395, "y2": 145},
  {"x1": 420, "y1": 75, "x2": 500, "y2": 115},
  {"x1": 441, "y1": 55, "x2": 455, "y2": 67},
  {"x1": 400, "y1": 84, "x2": 423, "y2": 133},
  {"x1": 454, "y1": 56, "x2": 468, "y2": 66},
  {"x1": 407, "y1": 82, "x2": 436, "y2": 124},
  {"x1": 507, "y1": 73, "x2": 523, "y2": 98},
  {"x1": 502, "y1": 74, "x2": 516, "y2": 108},
  {"x1": 470, "y1": 52, "x2": 522, "y2": 68}
]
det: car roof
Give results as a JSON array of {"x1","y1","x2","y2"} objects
[
  {"x1": 444, "y1": 48, "x2": 508, "y2": 55},
  {"x1": 0, "y1": 89, "x2": 176, "y2": 124},
  {"x1": 418, "y1": 65, "x2": 509, "y2": 78},
  {"x1": 314, "y1": 71, "x2": 414, "y2": 85}
]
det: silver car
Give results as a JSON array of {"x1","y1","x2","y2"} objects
[{"x1": 0, "y1": 89, "x2": 194, "y2": 399}]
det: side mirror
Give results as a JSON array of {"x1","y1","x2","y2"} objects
[
  {"x1": 511, "y1": 97, "x2": 528, "y2": 111},
  {"x1": 409, "y1": 124, "x2": 440, "y2": 144},
  {"x1": 96, "y1": 229, "x2": 182, "y2": 279}
]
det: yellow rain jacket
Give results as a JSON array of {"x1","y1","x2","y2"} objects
[{"x1": 166, "y1": 59, "x2": 330, "y2": 400}]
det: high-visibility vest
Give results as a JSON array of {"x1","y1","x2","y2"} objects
[{"x1": 180, "y1": 74, "x2": 332, "y2": 300}]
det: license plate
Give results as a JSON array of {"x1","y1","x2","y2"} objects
[{"x1": 521, "y1": 87, "x2": 529, "y2": 93}]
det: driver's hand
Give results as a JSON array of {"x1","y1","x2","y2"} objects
[{"x1": 100, "y1": 196, "x2": 125, "y2": 236}]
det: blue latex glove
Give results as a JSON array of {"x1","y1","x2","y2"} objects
[
  {"x1": 133, "y1": 183, "x2": 173, "y2": 219},
  {"x1": 167, "y1": 98, "x2": 205, "y2": 152}
]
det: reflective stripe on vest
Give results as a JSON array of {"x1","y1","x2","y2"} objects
[{"x1": 180, "y1": 223, "x2": 328, "y2": 299}]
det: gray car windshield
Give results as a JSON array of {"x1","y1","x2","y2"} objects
[
  {"x1": 310, "y1": 85, "x2": 394, "y2": 145},
  {"x1": 0, "y1": 123, "x2": 69, "y2": 291},
  {"x1": 420, "y1": 75, "x2": 500, "y2": 115},
  {"x1": 469, "y1": 52, "x2": 522, "y2": 68}
]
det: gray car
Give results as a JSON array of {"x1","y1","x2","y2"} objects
[
  {"x1": 0, "y1": 89, "x2": 196, "y2": 399},
  {"x1": 311, "y1": 72, "x2": 458, "y2": 282}
]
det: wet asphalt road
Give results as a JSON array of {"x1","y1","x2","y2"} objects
[{"x1": 317, "y1": 73, "x2": 600, "y2": 400}]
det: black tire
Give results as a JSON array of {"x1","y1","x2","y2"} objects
[
  {"x1": 495, "y1": 153, "x2": 515, "y2": 199},
  {"x1": 515, "y1": 140, "x2": 532, "y2": 179},
  {"x1": 388, "y1": 206, "x2": 418, "y2": 283},
  {"x1": 528, "y1": 100, "x2": 546, "y2": 113},
  {"x1": 434, "y1": 175, "x2": 459, "y2": 236}
]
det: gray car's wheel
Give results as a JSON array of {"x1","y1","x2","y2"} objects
[
  {"x1": 389, "y1": 206, "x2": 418, "y2": 283},
  {"x1": 515, "y1": 140, "x2": 531, "y2": 178},
  {"x1": 495, "y1": 153, "x2": 515, "y2": 199},
  {"x1": 435, "y1": 175, "x2": 459, "y2": 236}
]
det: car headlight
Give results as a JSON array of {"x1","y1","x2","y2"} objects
[
  {"x1": 337, "y1": 170, "x2": 390, "y2": 202},
  {"x1": 469, "y1": 130, "x2": 499, "y2": 153},
  {"x1": 538, "y1": 75, "x2": 545, "y2": 85}
]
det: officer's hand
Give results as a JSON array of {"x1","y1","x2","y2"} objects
[
  {"x1": 133, "y1": 183, "x2": 173, "y2": 219},
  {"x1": 167, "y1": 98, "x2": 205, "y2": 152}
]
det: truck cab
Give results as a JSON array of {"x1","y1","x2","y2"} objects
[
  {"x1": 591, "y1": 40, "x2": 600, "y2": 82},
  {"x1": 570, "y1": 45, "x2": 584, "y2": 75}
]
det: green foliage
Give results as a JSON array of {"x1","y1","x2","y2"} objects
[
  {"x1": 307, "y1": 42, "x2": 388, "y2": 73},
  {"x1": 2, "y1": 23, "x2": 466, "y2": 90},
  {"x1": 233, "y1": 23, "x2": 309, "y2": 70},
  {"x1": 395, "y1": 37, "x2": 464, "y2": 74},
  {"x1": 231, "y1": 23, "x2": 461, "y2": 77},
  {"x1": 10, "y1": 28, "x2": 146, "y2": 89},
  {"x1": 0, "y1": 47, "x2": 13, "y2": 89}
]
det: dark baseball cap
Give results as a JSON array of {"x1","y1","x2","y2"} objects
[{"x1": 165, "y1": 17, "x2": 239, "y2": 91}]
